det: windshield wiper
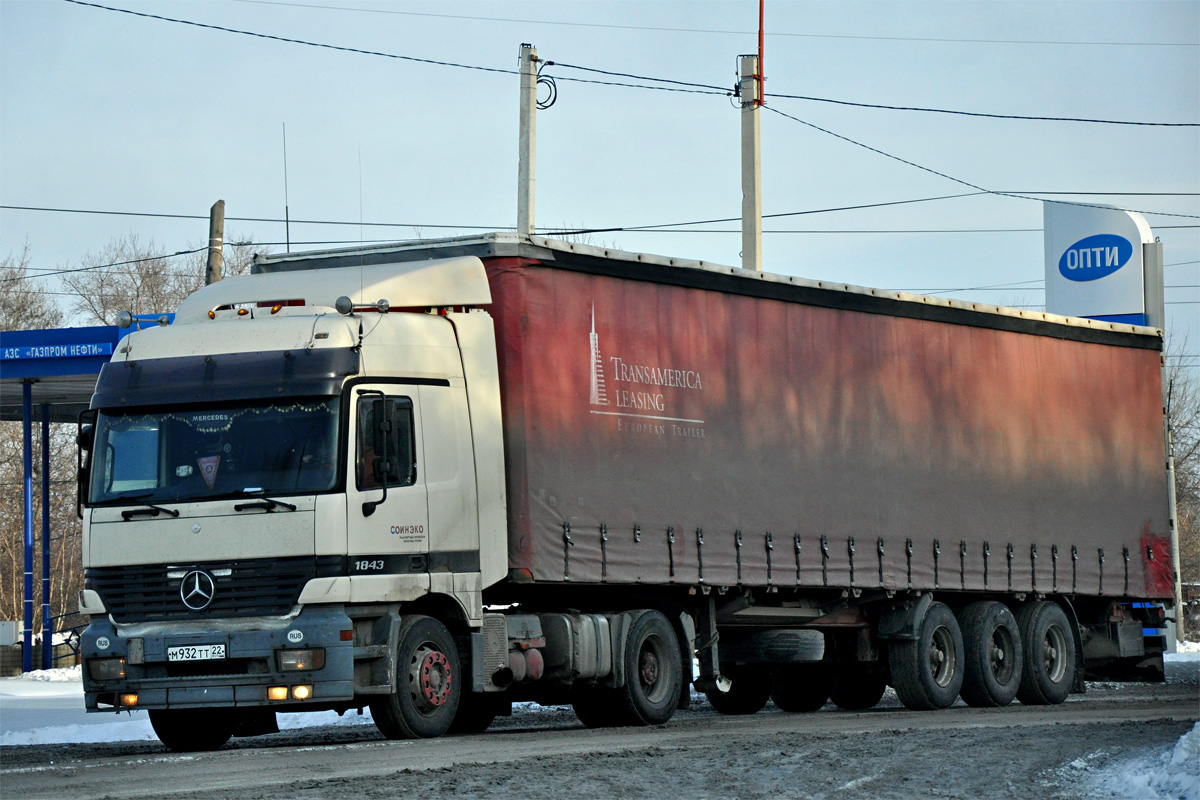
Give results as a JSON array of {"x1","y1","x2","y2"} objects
[
  {"x1": 120, "y1": 503, "x2": 181, "y2": 521},
  {"x1": 233, "y1": 498, "x2": 298, "y2": 513}
]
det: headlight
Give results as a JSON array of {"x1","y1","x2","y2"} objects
[
  {"x1": 277, "y1": 648, "x2": 325, "y2": 671},
  {"x1": 88, "y1": 657, "x2": 126, "y2": 680}
]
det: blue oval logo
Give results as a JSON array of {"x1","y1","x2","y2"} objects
[{"x1": 1058, "y1": 234, "x2": 1133, "y2": 281}]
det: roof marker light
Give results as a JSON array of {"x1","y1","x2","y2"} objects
[
  {"x1": 237, "y1": 308, "x2": 249, "y2": 316},
  {"x1": 207, "y1": 310, "x2": 216, "y2": 320}
]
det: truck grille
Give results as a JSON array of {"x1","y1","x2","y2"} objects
[{"x1": 85, "y1": 556, "x2": 343, "y2": 623}]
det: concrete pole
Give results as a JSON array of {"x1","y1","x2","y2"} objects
[
  {"x1": 739, "y1": 54, "x2": 762, "y2": 272},
  {"x1": 517, "y1": 44, "x2": 537, "y2": 237},
  {"x1": 1144, "y1": 240, "x2": 1184, "y2": 641},
  {"x1": 205, "y1": 200, "x2": 225, "y2": 285}
]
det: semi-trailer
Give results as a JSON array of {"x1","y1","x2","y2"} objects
[{"x1": 77, "y1": 234, "x2": 1174, "y2": 750}]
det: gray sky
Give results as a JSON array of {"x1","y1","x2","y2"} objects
[{"x1": 1, "y1": 0, "x2": 1197, "y2": 347}]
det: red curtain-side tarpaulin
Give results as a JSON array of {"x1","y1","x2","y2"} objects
[{"x1": 486, "y1": 258, "x2": 1172, "y2": 600}]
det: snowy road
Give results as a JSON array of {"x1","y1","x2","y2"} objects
[{"x1": 2, "y1": 654, "x2": 1197, "y2": 799}]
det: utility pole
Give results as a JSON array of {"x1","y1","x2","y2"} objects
[
  {"x1": 205, "y1": 200, "x2": 225, "y2": 285},
  {"x1": 1145, "y1": 239, "x2": 1185, "y2": 642},
  {"x1": 517, "y1": 44, "x2": 538, "y2": 237},
  {"x1": 739, "y1": 53, "x2": 762, "y2": 272}
]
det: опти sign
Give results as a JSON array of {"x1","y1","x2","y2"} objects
[{"x1": 1043, "y1": 201, "x2": 1162, "y2": 327}]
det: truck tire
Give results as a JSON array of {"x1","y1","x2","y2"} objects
[
  {"x1": 958, "y1": 601, "x2": 1023, "y2": 707},
  {"x1": 829, "y1": 671, "x2": 887, "y2": 710},
  {"x1": 149, "y1": 708, "x2": 236, "y2": 752},
  {"x1": 1015, "y1": 601, "x2": 1075, "y2": 706},
  {"x1": 572, "y1": 688, "x2": 625, "y2": 728},
  {"x1": 888, "y1": 601, "x2": 964, "y2": 710},
  {"x1": 769, "y1": 665, "x2": 831, "y2": 712},
  {"x1": 450, "y1": 691, "x2": 508, "y2": 734},
  {"x1": 707, "y1": 665, "x2": 771, "y2": 715},
  {"x1": 370, "y1": 615, "x2": 461, "y2": 739},
  {"x1": 611, "y1": 610, "x2": 682, "y2": 725}
]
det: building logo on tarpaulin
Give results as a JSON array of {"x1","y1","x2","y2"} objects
[
  {"x1": 586, "y1": 305, "x2": 706, "y2": 437},
  {"x1": 589, "y1": 305, "x2": 608, "y2": 406}
]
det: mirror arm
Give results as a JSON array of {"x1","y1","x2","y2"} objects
[{"x1": 357, "y1": 389, "x2": 389, "y2": 517}]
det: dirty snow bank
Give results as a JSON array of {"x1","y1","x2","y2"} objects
[{"x1": 1083, "y1": 722, "x2": 1200, "y2": 800}]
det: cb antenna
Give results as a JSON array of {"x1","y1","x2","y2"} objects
[{"x1": 282, "y1": 123, "x2": 291, "y2": 253}]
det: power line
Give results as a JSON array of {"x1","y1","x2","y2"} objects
[
  {"x1": 762, "y1": 105, "x2": 1200, "y2": 221},
  {"x1": 230, "y1": 0, "x2": 1200, "y2": 47},
  {"x1": 768, "y1": 92, "x2": 1199, "y2": 127},
  {"x1": 1, "y1": 248, "x2": 204, "y2": 283},
  {"x1": 63, "y1": 0, "x2": 518, "y2": 76},
  {"x1": 66, "y1": 2, "x2": 1198, "y2": 126}
]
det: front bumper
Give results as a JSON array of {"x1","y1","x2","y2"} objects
[{"x1": 81, "y1": 605, "x2": 354, "y2": 712}]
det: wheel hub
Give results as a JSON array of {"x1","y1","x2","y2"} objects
[
  {"x1": 640, "y1": 649, "x2": 660, "y2": 687},
  {"x1": 411, "y1": 645, "x2": 452, "y2": 711}
]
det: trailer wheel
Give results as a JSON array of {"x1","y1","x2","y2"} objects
[
  {"x1": 958, "y1": 601, "x2": 1023, "y2": 707},
  {"x1": 770, "y1": 665, "x2": 832, "y2": 712},
  {"x1": 888, "y1": 601, "x2": 964, "y2": 710},
  {"x1": 707, "y1": 665, "x2": 771, "y2": 715},
  {"x1": 829, "y1": 671, "x2": 887, "y2": 710},
  {"x1": 1015, "y1": 601, "x2": 1075, "y2": 706},
  {"x1": 149, "y1": 708, "x2": 235, "y2": 752},
  {"x1": 612, "y1": 610, "x2": 682, "y2": 725},
  {"x1": 369, "y1": 615, "x2": 461, "y2": 739}
]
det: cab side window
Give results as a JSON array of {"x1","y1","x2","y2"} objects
[{"x1": 356, "y1": 396, "x2": 416, "y2": 490}]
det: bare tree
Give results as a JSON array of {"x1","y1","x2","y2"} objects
[
  {"x1": 62, "y1": 233, "x2": 269, "y2": 326},
  {"x1": 0, "y1": 243, "x2": 63, "y2": 330},
  {"x1": 1166, "y1": 335, "x2": 1199, "y2": 589}
]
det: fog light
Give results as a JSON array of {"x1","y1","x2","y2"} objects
[
  {"x1": 119, "y1": 693, "x2": 138, "y2": 707},
  {"x1": 291, "y1": 685, "x2": 313, "y2": 701},
  {"x1": 267, "y1": 686, "x2": 289, "y2": 701},
  {"x1": 277, "y1": 648, "x2": 325, "y2": 671},
  {"x1": 89, "y1": 657, "x2": 126, "y2": 680}
]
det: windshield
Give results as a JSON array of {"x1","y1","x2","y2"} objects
[{"x1": 88, "y1": 397, "x2": 341, "y2": 505}]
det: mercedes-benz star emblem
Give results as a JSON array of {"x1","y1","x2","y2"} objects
[{"x1": 180, "y1": 570, "x2": 216, "y2": 611}]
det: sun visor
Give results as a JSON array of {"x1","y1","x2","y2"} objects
[{"x1": 91, "y1": 348, "x2": 359, "y2": 409}]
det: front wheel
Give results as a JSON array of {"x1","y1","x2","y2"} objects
[
  {"x1": 370, "y1": 615, "x2": 461, "y2": 739},
  {"x1": 149, "y1": 708, "x2": 236, "y2": 752},
  {"x1": 888, "y1": 601, "x2": 965, "y2": 711},
  {"x1": 1015, "y1": 601, "x2": 1075, "y2": 706}
]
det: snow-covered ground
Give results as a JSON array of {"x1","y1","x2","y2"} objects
[{"x1": 3, "y1": 644, "x2": 1198, "y2": 797}]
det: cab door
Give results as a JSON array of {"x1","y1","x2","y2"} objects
[{"x1": 345, "y1": 386, "x2": 429, "y2": 574}]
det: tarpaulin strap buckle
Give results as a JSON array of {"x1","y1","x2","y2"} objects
[
  {"x1": 562, "y1": 522, "x2": 573, "y2": 582},
  {"x1": 735, "y1": 530, "x2": 744, "y2": 585},
  {"x1": 600, "y1": 523, "x2": 608, "y2": 581}
]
